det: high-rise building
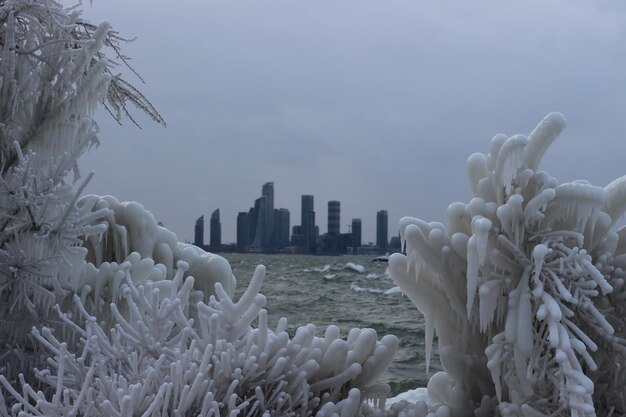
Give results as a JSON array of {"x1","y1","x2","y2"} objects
[
  {"x1": 194, "y1": 215, "x2": 204, "y2": 248},
  {"x1": 328, "y1": 201, "x2": 340, "y2": 235},
  {"x1": 210, "y1": 209, "x2": 221, "y2": 250},
  {"x1": 301, "y1": 195, "x2": 316, "y2": 252},
  {"x1": 376, "y1": 210, "x2": 388, "y2": 252},
  {"x1": 251, "y1": 182, "x2": 275, "y2": 251},
  {"x1": 249, "y1": 202, "x2": 259, "y2": 244},
  {"x1": 290, "y1": 225, "x2": 304, "y2": 247},
  {"x1": 351, "y1": 218, "x2": 362, "y2": 248},
  {"x1": 236, "y1": 212, "x2": 250, "y2": 252},
  {"x1": 274, "y1": 208, "x2": 290, "y2": 249}
]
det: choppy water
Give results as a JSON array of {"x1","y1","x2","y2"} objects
[{"x1": 221, "y1": 253, "x2": 441, "y2": 396}]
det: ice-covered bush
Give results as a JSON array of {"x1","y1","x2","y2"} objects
[
  {"x1": 0, "y1": 259, "x2": 398, "y2": 417},
  {"x1": 0, "y1": 0, "x2": 223, "y2": 378},
  {"x1": 390, "y1": 113, "x2": 626, "y2": 416}
]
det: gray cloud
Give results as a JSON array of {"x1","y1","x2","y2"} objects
[{"x1": 80, "y1": 0, "x2": 626, "y2": 243}]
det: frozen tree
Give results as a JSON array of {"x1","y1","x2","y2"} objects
[
  {"x1": 390, "y1": 113, "x2": 626, "y2": 416},
  {"x1": 0, "y1": 0, "x2": 164, "y2": 174}
]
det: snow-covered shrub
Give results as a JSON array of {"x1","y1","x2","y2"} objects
[
  {"x1": 390, "y1": 113, "x2": 626, "y2": 416},
  {"x1": 0, "y1": 260, "x2": 398, "y2": 417},
  {"x1": 77, "y1": 194, "x2": 236, "y2": 299},
  {"x1": 0, "y1": 147, "x2": 108, "y2": 381}
]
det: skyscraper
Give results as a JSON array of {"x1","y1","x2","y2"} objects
[
  {"x1": 376, "y1": 210, "x2": 388, "y2": 252},
  {"x1": 301, "y1": 195, "x2": 316, "y2": 252},
  {"x1": 351, "y1": 218, "x2": 362, "y2": 248},
  {"x1": 250, "y1": 182, "x2": 275, "y2": 251},
  {"x1": 236, "y1": 212, "x2": 250, "y2": 252},
  {"x1": 274, "y1": 208, "x2": 290, "y2": 249},
  {"x1": 210, "y1": 209, "x2": 221, "y2": 250},
  {"x1": 194, "y1": 215, "x2": 204, "y2": 248},
  {"x1": 328, "y1": 201, "x2": 340, "y2": 235}
]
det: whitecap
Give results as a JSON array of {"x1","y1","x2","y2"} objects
[
  {"x1": 313, "y1": 264, "x2": 331, "y2": 273},
  {"x1": 350, "y1": 282, "x2": 383, "y2": 294},
  {"x1": 384, "y1": 286, "x2": 403, "y2": 295},
  {"x1": 343, "y1": 262, "x2": 365, "y2": 273}
]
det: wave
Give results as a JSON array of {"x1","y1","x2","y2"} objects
[
  {"x1": 350, "y1": 282, "x2": 384, "y2": 294},
  {"x1": 384, "y1": 286, "x2": 403, "y2": 295},
  {"x1": 343, "y1": 262, "x2": 365, "y2": 273},
  {"x1": 304, "y1": 264, "x2": 332, "y2": 273}
]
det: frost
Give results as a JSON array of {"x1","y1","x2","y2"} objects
[{"x1": 391, "y1": 112, "x2": 626, "y2": 416}]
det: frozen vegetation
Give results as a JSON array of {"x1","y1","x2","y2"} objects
[
  {"x1": 390, "y1": 113, "x2": 626, "y2": 416},
  {"x1": 2, "y1": 1, "x2": 625, "y2": 417}
]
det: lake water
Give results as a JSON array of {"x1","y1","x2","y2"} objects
[{"x1": 220, "y1": 253, "x2": 442, "y2": 396}]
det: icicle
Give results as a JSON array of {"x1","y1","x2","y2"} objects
[
  {"x1": 514, "y1": 267, "x2": 533, "y2": 358},
  {"x1": 472, "y1": 216, "x2": 492, "y2": 266},
  {"x1": 523, "y1": 188, "x2": 555, "y2": 225},
  {"x1": 604, "y1": 174, "x2": 626, "y2": 225},
  {"x1": 467, "y1": 153, "x2": 490, "y2": 195},
  {"x1": 493, "y1": 134, "x2": 529, "y2": 201},
  {"x1": 487, "y1": 134, "x2": 508, "y2": 171},
  {"x1": 479, "y1": 280, "x2": 501, "y2": 332},
  {"x1": 466, "y1": 235, "x2": 479, "y2": 319},
  {"x1": 522, "y1": 112, "x2": 566, "y2": 171}
]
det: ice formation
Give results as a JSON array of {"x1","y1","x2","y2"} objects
[{"x1": 390, "y1": 112, "x2": 626, "y2": 416}]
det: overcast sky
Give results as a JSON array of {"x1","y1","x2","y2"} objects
[{"x1": 79, "y1": 0, "x2": 626, "y2": 244}]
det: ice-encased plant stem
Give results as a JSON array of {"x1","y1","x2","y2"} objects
[
  {"x1": 0, "y1": 259, "x2": 398, "y2": 417},
  {"x1": 390, "y1": 112, "x2": 626, "y2": 416}
]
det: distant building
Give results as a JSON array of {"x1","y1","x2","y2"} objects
[
  {"x1": 194, "y1": 215, "x2": 204, "y2": 248},
  {"x1": 274, "y1": 208, "x2": 290, "y2": 249},
  {"x1": 236, "y1": 212, "x2": 250, "y2": 252},
  {"x1": 301, "y1": 195, "x2": 316, "y2": 253},
  {"x1": 249, "y1": 203, "x2": 259, "y2": 245},
  {"x1": 351, "y1": 218, "x2": 362, "y2": 249},
  {"x1": 250, "y1": 182, "x2": 275, "y2": 251},
  {"x1": 210, "y1": 209, "x2": 221, "y2": 250},
  {"x1": 290, "y1": 225, "x2": 304, "y2": 248},
  {"x1": 376, "y1": 210, "x2": 388, "y2": 253},
  {"x1": 328, "y1": 201, "x2": 340, "y2": 235}
]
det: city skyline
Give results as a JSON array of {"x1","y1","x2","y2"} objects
[{"x1": 193, "y1": 182, "x2": 393, "y2": 245}]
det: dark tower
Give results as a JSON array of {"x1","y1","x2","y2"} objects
[
  {"x1": 328, "y1": 201, "x2": 340, "y2": 235},
  {"x1": 251, "y1": 182, "x2": 275, "y2": 251},
  {"x1": 301, "y1": 195, "x2": 316, "y2": 252},
  {"x1": 376, "y1": 210, "x2": 388, "y2": 253},
  {"x1": 274, "y1": 208, "x2": 290, "y2": 249},
  {"x1": 210, "y1": 209, "x2": 221, "y2": 250},
  {"x1": 194, "y1": 215, "x2": 204, "y2": 248},
  {"x1": 237, "y1": 212, "x2": 249, "y2": 252},
  {"x1": 351, "y1": 218, "x2": 362, "y2": 248}
]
